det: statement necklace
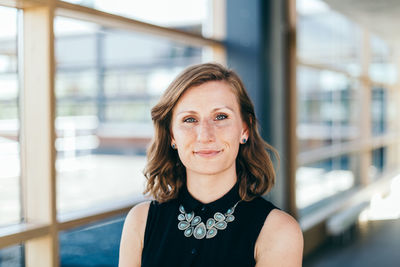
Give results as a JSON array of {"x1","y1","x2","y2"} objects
[{"x1": 177, "y1": 201, "x2": 241, "y2": 239}]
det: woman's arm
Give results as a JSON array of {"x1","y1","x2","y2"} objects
[
  {"x1": 254, "y1": 209, "x2": 304, "y2": 267},
  {"x1": 119, "y1": 201, "x2": 151, "y2": 267}
]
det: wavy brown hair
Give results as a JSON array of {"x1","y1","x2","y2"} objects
[{"x1": 143, "y1": 63, "x2": 278, "y2": 202}]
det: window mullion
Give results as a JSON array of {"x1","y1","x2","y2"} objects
[{"x1": 20, "y1": 3, "x2": 58, "y2": 267}]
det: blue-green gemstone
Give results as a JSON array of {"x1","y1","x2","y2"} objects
[
  {"x1": 193, "y1": 222, "x2": 206, "y2": 239},
  {"x1": 206, "y1": 218, "x2": 215, "y2": 229},
  {"x1": 226, "y1": 208, "x2": 234, "y2": 215},
  {"x1": 179, "y1": 205, "x2": 185, "y2": 213},
  {"x1": 178, "y1": 221, "x2": 190, "y2": 230},
  {"x1": 214, "y1": 212, "x2": 225, "y2": 222},
  {"x1": 226, "y1": 215, "x2": 235, "y2": 222},
  {"x1": 206, "y1": 228, "x2": 217, "y2": 239},
  {"x1": 184, "y1": 227, "x2": 193, "y2": 237},
  {"x1": 186, "y1": 212, "x2": 194, "y2": 222},
  {"x1": 215, "y1": 221, "x2": 227, "y2": 230},
  {"x1": 191, "y1": 216, "x2": 201, "y2": 226}
]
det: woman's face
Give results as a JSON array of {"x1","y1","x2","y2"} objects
[{"x1": 171, "y1": 81, "x2": 248, "y2": 177}]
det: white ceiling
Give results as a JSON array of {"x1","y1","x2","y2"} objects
[{"x1": 323, "y1": 0, "x2": 400, "y2": 52}]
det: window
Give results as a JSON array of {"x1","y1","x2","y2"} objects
[
  {"x1": 61, "y1": 0, "x2": 214, "y2": 37},
  {"x1": 54, "y1": 17, "x2": 214, "y2": 216},
  {"x1": 295, "y1": 0, "x2": 400, "y2": 216},
  {"x1": 0, "y1": 1, "x2": 224, "y2": 266},
  {"x1": 297, "y1": 154, "x2": 359, "y2": 215},
  {"x1": 297, "y1": 0, "x2": 362, "y2": 76},
  {"x1": 370, "y1": 147, "x2": 387, "y2": 181},
  {"x1": 371, "y1": 87, "x2": 387, "y2": 136},
  {"x1": 297, "y1": 66, "x2": 360, "y2": 153},
  {"x1": 369, "y1": 34, "x2": 397, "y2": 85}
]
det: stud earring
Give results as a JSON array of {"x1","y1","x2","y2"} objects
[
  {"x1": 172, "y1": 143, "x2": 176, "y2": 149},
  {"x1": 242, "y1": 138, "x2": 247, "y2": 144}
]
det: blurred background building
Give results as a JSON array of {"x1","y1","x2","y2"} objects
[{"x1": 0, "y1": 0, "x2": 399, "y2": 266}]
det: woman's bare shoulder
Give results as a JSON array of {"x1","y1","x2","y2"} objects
[
  {"x1": 119, "y1": 201, "x2": 151, "y2": 267},
  {"x1": 124, "y1": 201, "x2": 152, "y2": 240},
  {"x1": 126, "y1": 201, "x2": 151, "y2": 224},
  {"x1": 254, "y1": 209, "x2": 304, "y2": 267}
]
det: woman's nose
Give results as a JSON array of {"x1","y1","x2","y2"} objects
[{"x1": 197, "y1": 120, "x2": 215, "y2": 143}]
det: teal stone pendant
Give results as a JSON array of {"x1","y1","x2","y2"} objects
[
  {"x1": 206, "y1": 228, "x2": 217, "y2": 239},
  {"x1": 193, "y1": 222, "x2": 207, "y2": 239},
  {"x1": 184, "y1": 227, "x2": 193, "y2": 237},
  {"x1": 177, "y1": 201, "x2": 241, "y2": 240},
  {"x1": 178, "y1": 221, "x2": 190, "y2": 230}
]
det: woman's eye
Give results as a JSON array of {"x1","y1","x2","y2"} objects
[
  {"x1": 183, "y1": 117, "x2": 197, "y2": 123},
  {"x1": 216, "y1": 114, "x2": 228, "y2": 120}
]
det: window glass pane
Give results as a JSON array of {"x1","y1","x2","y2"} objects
[
  {"x1": 0, "y1": 7, "x2": 21, "y2": 227},
  {"x1": 60, "y1": 216, "x2": 124, "y2": 267},
  {"x1": 369, "y1": 34, "x2": 397, "y2": 84},
  {"x1": 0, "y1": 244, "x2": 24, "y2": 267},
  {"x1": 61, "y1": 0, "x2": 214, "y2": 38},
  {"x1": 370, "y1": 147, "x2": 387, "y2": 181},
  {"x1": 371, "y1": 87, "x2": 387, "y2": 136},
  {"x1": 297, "y1": 66, "x2": 360, "y2": 153},
  {"x1": 297, "y1": 0, "x2": 362, "y2": 76},
  {"x1": 296, "y1": 154, "x2": 360, "y2": 215},
  {"x1": 54, "y1": 17, "x2": 213, "y2": 216}
]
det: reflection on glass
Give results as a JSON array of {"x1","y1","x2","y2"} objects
[
  {"x1": 297, "y1": 66, "x2": 360, "y2": 152},
  {"x1": 296, "y1": 154, "x2": 359, "y2": 214},
  {"x1": 371, "y1": 87, "x2": 387, "y2": 136},
  {"x1": 0, "y1": 7, "x2": 20, "y2": 227},
  {"x1": 0, "y1": 244, "x2": 24, "y2": 267},
  {"x1": 61, "y1": 0, "x2": 213, "y2": 37},
  {"x1": 60, "y1": 216, "x2": 124, "y2": 267},
  {"x1": 297, "y1": 0, "x2": 362, "y2": 76},
  {"x1": 55, "y1": 17, "x2": 212, "y2": 215}
]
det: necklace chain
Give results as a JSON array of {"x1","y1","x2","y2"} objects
[{"x1": 177, "y1": 201, "x2": 241, "y2": 239}]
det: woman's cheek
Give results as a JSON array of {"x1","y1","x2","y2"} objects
[
  {"x1": 174, "y1": 125, "x2": 196, "y2": 142},
  {"x1": 214, "y1": 119, "x2": 233, "y2": 128}
]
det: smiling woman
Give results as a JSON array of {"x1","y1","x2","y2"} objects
[
  {"x1": 119, "y1": 63, "x2": 303, "y2": 267},
  {"x1": 143, "y1": 63, "x2": 277, "y2": 203}
]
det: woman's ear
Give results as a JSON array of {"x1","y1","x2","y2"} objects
[
  {"x1": 170, "y1": 131, "x2": 176, "y2": 147},
  {"x1": 241, "y1": 122, "x2": 249, "y2": 140}
]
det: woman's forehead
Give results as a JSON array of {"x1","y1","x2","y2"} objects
[{"x1": 174, "y1": 81, "x2": 240, "y2": 113}]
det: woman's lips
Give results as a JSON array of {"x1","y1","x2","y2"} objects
[{"x1": 194, "y1": 150, "x2": 221, "y2": 157}]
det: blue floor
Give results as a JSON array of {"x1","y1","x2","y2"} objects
[{"x1": 304, "y1": 218, "x2": 400, "y2": 267}]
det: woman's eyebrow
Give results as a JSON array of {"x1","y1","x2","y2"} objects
[
  {"x1": 176, "y1": 110, "x2": 197, "y2": 116},
  {"x1": 176, "y1": 106, "x2": 234, "y2": 116},
  {"x1": 212, "y1": 106, "x2": 234, "y2": 112}
]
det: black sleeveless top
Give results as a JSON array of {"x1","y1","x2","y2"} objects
[{"x1": 141, "y1": 183, "x2": 278, "y2": 267}]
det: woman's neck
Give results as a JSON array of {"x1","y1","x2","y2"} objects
[{"x1": 186, "y1": 169, "x2": 237, "y2": 204}]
